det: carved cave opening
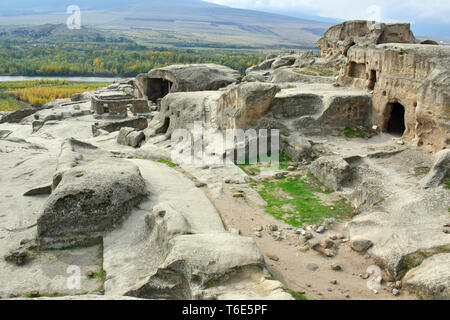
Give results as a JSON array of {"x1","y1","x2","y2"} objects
[
  {"x1": 147, "y1": 78, "x2": 173, "y2": 103},
  {"x1": 386, "y1": 102, "x2": 406, "y2": 136}
]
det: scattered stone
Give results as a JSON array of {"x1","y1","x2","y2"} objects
[
  {"x1": 392, "y1": 288, "x2": 400, "y2": 296},
  {"x1": 361, "y1": 273, "x2": 369, "y2": 280},
  {"x1": 271, "y1": 231, "x2": 283, "y2": 241},
  {"x1": 307, "y1": 264, "x2": 319, "y2": 271},
  {"x1": 351, "y1": 238, "x2": 373, "y2": 252},
  {"x1": 331, "y1": 263, "x2": 342, "y2": 271},
  {"x1": 329, "y1": 234, "x2": 338, "y2": 241},
  {"x1": 298, "y1": 244, "x2": 310, "y2": 253},
  {"x1": 267, "y1": 254, "x2": 280, "y2": 262},
  {"x1": 322, "y1": 239, "x2": 336, "y2": 249},
  {"x1": 274, "y1": 172, "x2": 288, "y2": 179},
  {"x1": 195, "y1": 182, "x2": 206, "y2": 188},
  {"x1": 267, "y1": 225, "x2": 279, "y2": 232},
  {"x1": 232, "y1": 193, "x2": 244, "y2": 198},
  {"x1": 255, "y1": 226, "x2": 263, "y2": 232},
  {"x1": 287, "y1": 166, "x2": 296, "y2": 172},
  {"x1": 254, "y1": 232, "x2": 262, "y2": 238},
  {"x1": 323, "y1": 218, "x2": 335, "y2": 228},
  {"x1": 308, "y1": 239, "x2": 322, "y2": 250},
  {"x1": 4, "y1": 248, "x2": 31, "y2": 266},
  {"x1": 316, "y1": 226, "x2": 326, "y2": 234},
  {"x1": 397, "y1": 140, "x2": 405, "y2": 145},
  {"x1": 330, "y1": 280, "x2": 338, "y2": 285},
  {"x1": 304, "y1": 232, "x2": 313, "y2": 240},
  {"x1": 394, "y1": 281, "x2": 402, "y2": 289},
  {"x1": 87, "y1": 271, "x2": 94, "y2": 278},
  {"x1": 325, "y1": 249, "x2": 335, "y2": 258}
]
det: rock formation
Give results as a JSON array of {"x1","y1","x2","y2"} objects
[{"x1": 0, "y1": 19, "x2": 448, "y2": 301}]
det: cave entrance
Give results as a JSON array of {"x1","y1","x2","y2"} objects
[
  {"x1": 147, "y1": 78, "x2": 173, "y2": 103},
  {"x1": 368, "y1": 70, "x2": 377, "y2": 90},
  {"x1": 386, "y1": 102, "x2": 406, "y2": 136}
]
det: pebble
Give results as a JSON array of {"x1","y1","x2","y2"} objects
[
  {"x1": 307, "y1": 264, "x2": 319, "y2": 271},
  {"x1": 255, "y1": 226, "x2": 263, "y2": 232},
  {"x1": 360, "y1": 273, "x2": 369, "y2": 280},
  {"x1": 304, "y1": 232, "x2": 313, "y2": 240},
  {"x1": 330, "y1": 280, "x2": 338, "y2": 285},
  {"x1": 195, "y1": 182, "x2": 206, "y2": 188},
  {"x1": 267, "y1": 254, "x2": 279, "y2": 262},
  {"x1": 298, "y1": 244, "x2": 310, "y2": 253},
  {"x1": 29, "y1": 291, "x2": 40, "y2": 298},
  {"x1": 232, "y1": 193, "x2": 244, "y2": 198},
  {"x1": 327, "y1": 288, "x2": 333, "y2": 292},
  {"x1": 254, "y1": 232, "x2": 262, "y2": 238},
  {"x1": 267, "y1": 224, "x2": 279, "y2": 232},
  {"x1": 325, "y1": 249, "x2": 335, "y2": 257},
  {"x1": 392, "y1": 289, "x2": 400, "y2": 296},
  {"x1": 316, "y1": 226, "x2": 326, "y2": 234},
  {"x1": 331, "y1": 263, "x2": 342, "y2": 271},
  {"x1": 274, "y1": 172, "x2": 288, "y2": 179},
  {"x1": 87, "y1": 271, "x2": 94, "y2": 277},
  {"x1": 322, "y1": 239, "x2": 335, "y2": 249}
]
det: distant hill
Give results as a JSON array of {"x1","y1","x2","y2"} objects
[{"x1": 0, "y1": 0, "x2": 330, "y2": 48}]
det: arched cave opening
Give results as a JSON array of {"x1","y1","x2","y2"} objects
[
  {"x1": 147, "y1": 78, "x2": 173, "y2": 103},
  {"x1": 386, "y1": 102, "x2": 406, "y2": 136}
]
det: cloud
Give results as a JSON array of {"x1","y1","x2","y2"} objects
[{"x1": 203, "y1": 0, "x2": 450, "y2": 24}]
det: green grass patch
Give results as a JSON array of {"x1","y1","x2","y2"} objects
[
  {"x1": 158, "y1": 160, "x2": 177, "y2": 168},
  {"x1": 0, "y1": 92, "x2": 26, "y2": 111},
  {"x1": 87, "y1": 269, "x2": 106, "y2": 283},
  {"x1": 414, "y1": 166, "x2": 431, "y2": 177},
  {"x1": 286, "y1": 288, "x2": 308, "y2": 300},
  {"x1": 444, "y1": 177, "x2": 450, "y2": 189},
  {"x1": 256, "y1": 174, "x2": 354, "y2": 227},
  {"x1": 295, "y1": 66, "x2": 339, "y2": 78},
  {"x1": 343, "y1": 127, "x2": 366, "y2": 139}
]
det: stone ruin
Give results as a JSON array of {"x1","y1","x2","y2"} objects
[{"x1": 0, "y1": 20, "x2": 448, "y2": 301}]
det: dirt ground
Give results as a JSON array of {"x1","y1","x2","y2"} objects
[{"x1": 210, "y1": 190, "x2": 416, "y2": 300}]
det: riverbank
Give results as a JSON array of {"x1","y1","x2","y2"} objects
[{"x1": 0, "y1": 79, "x2": 110, "y2": 111}]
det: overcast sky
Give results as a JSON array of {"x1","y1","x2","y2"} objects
[{"x1": 203, "y1": 0, "x2": 450, "y2": 27}]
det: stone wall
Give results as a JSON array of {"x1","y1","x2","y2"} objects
[
  {"x1": 316, "y1": 20, "x2": 416, "y2": 59},
  {"x1": 340, "y1": 44, "x2": 450, "y2": 151},
  {"x1": 92, "y1": 96, "x2": 149, "y2": 117}
]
